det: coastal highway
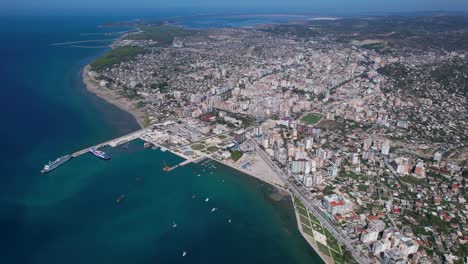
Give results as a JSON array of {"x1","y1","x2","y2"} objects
[{"x1": 251, "y1": 139, "x2": 369, "y2": 264}]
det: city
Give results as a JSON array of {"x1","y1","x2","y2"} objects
[{"x1": 84, "y1": 16, "x2": 467, "y2": 264}]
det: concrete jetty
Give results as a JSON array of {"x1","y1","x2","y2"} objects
[
  {"x1": 163, "y1": 159, "x2": 193, "y2": 172},
  {"x1": 72, "y1": 128, "x2": 147, "y2": 157}
]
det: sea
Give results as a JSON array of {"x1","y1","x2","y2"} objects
[{"x1": 0, "y1": 12, "x2": 323, "y2": 264}]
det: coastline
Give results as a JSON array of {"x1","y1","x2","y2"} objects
[
  {"x1": 81, "y1": 28, "x2": 331, "y2": 264},
  {"x1": 210, "y1": 155, "x2": 331, "y2": 263},
  {"x1": 209, "y1": 156, "x2": 285, "y2": 188},
  {"x1": 291, "y1": 197, "x2": 334, "y2": 264},
  {"x1": 82, "y1": 65, "x2": 147, "y2": 128}
]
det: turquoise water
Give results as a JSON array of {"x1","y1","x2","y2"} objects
[{"x1": 0, "y1": 14, "x2": 323, "y2": 264}]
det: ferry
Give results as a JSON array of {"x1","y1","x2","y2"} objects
[
  {"x1": 41, "y1": 155, "x2": 72, "y2": 173},
  {"x1": 89, "y1": 148, "x2": 110, "y2": 160}
]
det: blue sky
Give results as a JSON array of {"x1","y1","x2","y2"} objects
[{"x1": 2, "y1": 0, "x2": 468, "y2": 13}]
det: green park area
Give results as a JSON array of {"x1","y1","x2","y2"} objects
[
  {"x1": 206, "y1": 146, "x2": 219, "y2": 153},
  {"x1": 230, "y1": 150, "x2": 243, "y2": 161},
  {"x1": 191, "y1": 144, "x2": 206, "y2": 151},
  {"x1": 294, "y1": 198, "x2": 356, "y2": 264},
  {"x1": 301, "y1": 113, "x2": 322, "y2": 124},
  {"x1": 401, "y1": 175, "x2": 427, "y2": 185},
  {"x1": 90, "y1": 46, "x2": 145, "y2": 71}
]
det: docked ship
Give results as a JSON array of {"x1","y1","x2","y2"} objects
[
  {"x1": 41, "y1": 155, "x2": 72, "y2": 173},
  {"x1": 89, "y1": 148, "x2": 110, "y2": 160}
]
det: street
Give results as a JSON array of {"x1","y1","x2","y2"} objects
[{"x1": 251, "y1": 139, "x2": 370, "y2": 264}]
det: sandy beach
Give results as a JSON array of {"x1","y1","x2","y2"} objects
[
  {"x1": 82, "y1": 65, "x2": 147, "y2": 128},
  {"x1": 209, "y1": 152, "x2": 286, "y2": 188}
]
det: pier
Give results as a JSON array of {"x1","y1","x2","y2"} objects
[
  {"x1": 72, "y1": 128, "x2": 147, "y2": 157},
  {"x1": 67, "y1": 126, "x2": 211, "y2": 174},
  {"x1": 163, "y1": 159, "x2": 193, "y2": 172}
]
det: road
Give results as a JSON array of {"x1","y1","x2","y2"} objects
[{"x1": 251, "y1": 139, "x2": 369, "y2": 264}]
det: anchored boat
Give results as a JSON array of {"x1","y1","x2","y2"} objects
[{"x1": 116, "y1": 194, "x2": 125, "y2": 203}]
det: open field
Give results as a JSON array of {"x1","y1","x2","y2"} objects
[{"x1": 301, "y1": 113, "x2": 322, "y2": 125}]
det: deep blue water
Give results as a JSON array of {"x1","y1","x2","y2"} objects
[{"x1": 0, "y1": 14, "x2": 323, "y2": 264}]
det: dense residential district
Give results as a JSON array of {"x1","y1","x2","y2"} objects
[{"x1": 86, "y1": 17, "x2": 467, "y2": 264}]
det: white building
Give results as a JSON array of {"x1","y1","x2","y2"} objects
[
  {"x1": 303, "y1": 175, "x2": 313, "y2": 187},
  {"x1": 253, "y1": 126, "x2": 263, "y2": 137},
  {"x1": 322, "y1": 194, "x2": 353, "y2": 216},
  {"x1": 305, "y1": 138, "x2": 314, "y2": 150},
  {"x1": 368, "y1": 219, "x2": 386, "y2": 232},
  {"x1": 329, "y1": 166, "x2": 338, "y2": 177},
  {"x1": 398, "y1": 237, "x2": 419, "y2": 257},
  {"x1": 372, "y1": 240, "x2": 391, "y2": 256},
  {"x1": 361, "y1": 228, "x2": 379, "y2": 244},
  {"x1": 312, "y1": 174, "x2": 323, "y2": 185},
  {"x1": 291, "y1": 159, "x2": 309, "y2": 174},
  {"x1": 381, "y1": 139, "x2": 390, "y2": 155},
  {"x1": 382, "y1": 248, "x2": 405, "y2": 264}
]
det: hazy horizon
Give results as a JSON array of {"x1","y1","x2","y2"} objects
[{"x1": 2, "y1": 0, "x2": 468, "y2": 16}]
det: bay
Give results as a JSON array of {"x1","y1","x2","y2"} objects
[{"x1": 0, "y1": 13, "x2": 323, "y2": 264}]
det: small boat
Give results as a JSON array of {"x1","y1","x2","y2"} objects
[
  {"x1": 228, "y1": 219, "x2": 231, "y2": 223},
  {"x1": 172, "y1": 222, "x2": 177, "y2": 228},
  {"x1": 197, "y1": 174, "x2": 201, "y2": 177},
  {"x1": 182, "y1": 251, "x2": 187, "y2": 257},
  {"x1": 116, "y1": 194, "x2": 125, "y2": 203},
  {"x1": 205, "y1": 198, "x2": 209, "y2": 202},
  {"x1": 211, "y1": 208, "x2": 217, "y2": 212}
]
